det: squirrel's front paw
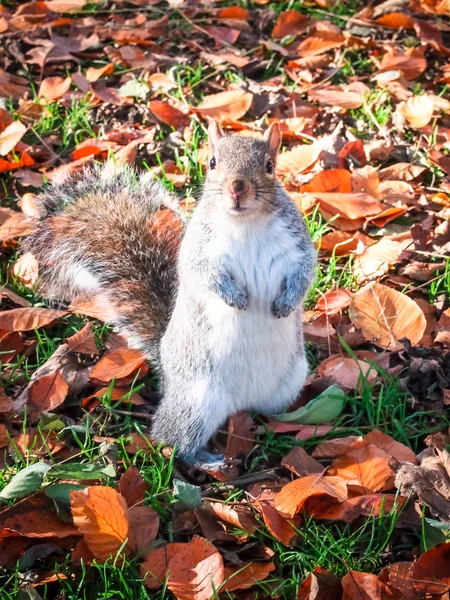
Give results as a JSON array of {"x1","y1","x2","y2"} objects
[
  {"x1": 272, "y1": 296, "x2": 295, "y2": 318},
  {"x1": 228, "y1": 287, "x2": 248, "y2": 310}
]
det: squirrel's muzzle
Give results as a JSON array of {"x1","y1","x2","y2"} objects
[{"x1": 229, "y1": 179, "x2": 249, "y2": 203}]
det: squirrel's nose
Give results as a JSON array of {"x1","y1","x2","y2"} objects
[{"x1": 229, "y1": 179, "x2": 249, "y2": 200}]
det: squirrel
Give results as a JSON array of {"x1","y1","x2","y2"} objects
[{"x1": 24, "y1": 119, "x2": 316, "y2": 470}]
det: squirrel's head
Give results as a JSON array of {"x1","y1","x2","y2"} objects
[{"x1": 205, "y1": 118, "x2": 281, "y2": 219}]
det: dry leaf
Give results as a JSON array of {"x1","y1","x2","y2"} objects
[
  {"x1": 342, "y1": 570, "x2": 403, "y2": 599},
  {"x1": 65, "y1": 323, "x2": 99, "y2": 354},
  {"x1": 400, "y1": 95, "x2": 434, "y2": 128},
  {"x1": 349, "y1": 282, "x2": 427, "y2": 349},
  {"x1": 275, "y1": 473, "x2": 348, "y2": 518},
  {"x1": 167, "y1": 535, "x2": 225, "y2": 600},
  {"x1": 0, "y1": 120, "x2": 26, "y2": 156},
  {"x1": 317, "y1": 355, "x2": 378, "y2": 390},
  {"x1": 222, "y1": 562, "x2": 275, "y2": 592},
  {"x1": 353, "y1": 239, "x2": 404, "y2": 282},
  {"x1": 127, "y1": 506, "x2": 160, "y2": 556},
  {"x1": 298, "y1": 30, "x2": 345, "y2": 57},
  {"x1": 149, "y1": 100, "x2": 190, "y2": 129},
  {"x1": 329, "y1": 444, "x2": 393, "y2": 494},
  {"x1": 272, "y1": 10, "x2": 307, "y2": 37},
  {"x1": 28, "y1": 371, "x2": 69, "y2": 416},
  {"x1": 38, "y1": 76, "x2": 71, "y2": 101},
  {"x1": 140, "y1": 544, "x2": 185, "y2": 590},
  {"x1": 70, "y1": 486, "x2": 129, "y2": 562},
  {"x1": 118, "y1": 465, "x2": 148, "y2": 507},
  {"x1": 0, "y1": 307, "x2": 67, "y2": 332},
  {"x1": 90, "y1": 347, "x2": 147, "y2": 382},
  {"x1": 195, "y1": 90, "x2": 253, "y2": 122},
  {"x1": 315, "y1": 289, "x2": 352, "y2": 315},
  {"x1": 10, "y1": 252, "x2": 38, "y2": 287}
]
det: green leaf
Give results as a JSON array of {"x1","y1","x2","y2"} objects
[
  {"x1": 45, "y1": 462, "x2": 116, "y2": 481},
  {"x1": 0, "y1": 462, "x2": 51, "y2": 501},
  {"x1": 39, "y1": 413, "x2": 65, "y2": 432},
  {"x1": 118, "y1": 79, "x2": 149, "y2": 99},
  {"x1": 45, "y1": 482, "x2": 85, "y2": 504},
  {"x1": 421, "y1": 518, "x2": 450, "y2": 552},
  {"x1": 173, "y1": 479, "x2": 202, "y2": 509},
  {"x1": 274, "y1": 385, "x2": 346, "y2": 424}
]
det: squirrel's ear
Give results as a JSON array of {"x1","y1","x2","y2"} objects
[
  {"x1": 207, "y1": 117, "x2": 224, "y2": 156},
  {"x1": 263, "y1": 122, "x2": 281, "y2": 161}
]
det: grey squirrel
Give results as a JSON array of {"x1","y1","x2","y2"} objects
[{"x1": 24, "y1": 119, "x2": 316, "y2": 470}]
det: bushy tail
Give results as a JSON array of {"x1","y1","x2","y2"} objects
[{"x1": 24, "y1": 163, "x2": 184, "y2": 360}]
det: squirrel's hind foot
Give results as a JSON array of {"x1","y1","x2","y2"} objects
[{"x1": 182, "y1": 450, "x2": 228, "y2": 471}]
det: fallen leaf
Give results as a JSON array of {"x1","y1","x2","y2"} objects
[
  {"x1": 140, "y1": 543, "x2": 185, "y2": 590},
  {"x1": 195, "y1": 90, "x2": 253, "y2": 122},
  {"x1": 85, "y1": 63, "x2": 114, "y2": 82},
  {"x1": 149, "y1": 100, "x2": 190, "y2": 129},
  {"x1": 167, "y1": 535, "x2": 225, "y2": 600},
  {"x1": 226, "y1": 412, "x2": 255, "y2": 457},
  {"x1": 0, "y1": 120, "x2": 26, "y2": 156},
  {"x1": 376, "y1": 13, "x2": 415, "y2": 29},
  {"x1": 301, "y1": 169, "x2": 352, "y2": 193},
  {"x1": 10, "y1": 252, "x2": 38, "y2": 287},
  {"x1": 70, "y1": 486, "x2": 129, "y2": 562},
  {"x1": 329, "y1": 444, "x2": 393, "y2": 494},
  {"x1": 411, "y1": 542, "x2": 450, "y2": 594},
  {"x1": 275, "y1": 473, "x2": 348, "y2": 518},
  {"x1": 281, "y1": 446, "x2": 322, "y2": 477},
  {"x1": 315, "y1": 289, "x2": 352, "y2": 315},
  {"x1": 317, "y1": 355, "x2": 377, "y2": 390},
  {"x1": 298, "y1": 30, "x2": 345, "y2": 57},
  {"x1": 222, "y1": 562, "x2": 275, "y2": 592},
  {"x1": 65, "y1": 323, "x2": 99, "y2": 354},
  {"x1": 349, "y1": 282, "x2": 427, "y2": 349},
  {"x1": 218, "y1": 6, "x2": 249, "y2": 20},
  {"x1": 38, "y1": 76, "x2": 71, "y2": 101},
  {"x1": 353, "y1": 239, "x2": 404, "y2": 282},
  {"x1": 272, "y1": 10, "x2": 307, "y2": 37},
  {"x1": 0, "y1": 308, "x2": 67, "y2": 332},
  {"x1": 118, "y1": 466, "x2": 148, "y2": 507},
  {"x1": 277, "y1": 143, "x2": 321, "y2": 176},
  {"x1": 400, "y1": 95, "x2": 434, "y2": 128},
  {"x1": 28, "y1": 371, "x2": 69, "y2": 416},
  {"x1": 90, "y1": 347, "x2": 147, "y2": 382},
  {"x1": 308, "y1": 87, "x2": 365, "y2": 109},
  {"x1": 127, "y1": 505, "x2": 160, "y2": 556},
  {"x1": 342, "y1": 570, "x2": 403, "y2": 599}
]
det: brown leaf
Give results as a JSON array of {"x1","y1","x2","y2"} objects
[
  {"x1": 298, "y1": 567, "x2": 343, "y2": 600},
  {"x1": 312, "y1": 193, "x2": 384, "y2": 223},
  {"x1": 0, "y1": 120, "x2": 26, "y2": 156},
  {"x1": 349, "y1": 282, "x2": 427, "y2": 349},
  {"x1": 0, "y1": 208, "x2": 34, "y2": 240},
  {"x1": 315, "y1": 289, "x2": 352, "y2": 315},
  {"x1": 308, "y1": 87, "x2": 364, "y2": 109},
  {"x1": 275, "y1": 473, "x2": 348, "y2": 518},
  {"x1": 70, "y1": 486, "x2": 129, "y2": 563},
  {"x1": 281, "y1": 446, "x2": 323, "y2": 477},
  {"x1": 10, "y1": 252, "x2": 38, "y2": 287},
  {"x1": 298, "y1": 30, "x2": 345, "y2": 57},
  {"x1": 65, "y1": 323, "x2": 99, "y2": 354},
  {"x1": 85, "y1": 63, "x2": 114, "y2": 83},
  {"x1": 306, "y1": 493, "x2": 404, "y2": 522},
  {"x1": 317, "y1": 355, "x2": 377, "y2": 391},
  {"x1": 222, "y1": 562, "x2": 275, "y2": 592},
  {"x1": 118, "y1": 466, "x2": 148, "y2": 507},
  {"x1": 140, "y1": 543, "x2": 185, "y2": 590},
  {"x1": 0, "y1": 308, "x2": 67, "y2": 332},
  {"x1": 276, "y1": 143, "x2": 321, "y2": 176},
  {"x1": 149, "y1": 100, "x2": 190, "y2": 129},
  {"x1": 328, "y1": 444, "x2": 393, "y2": 494},
  {"x1": 195, "y1": 90, "x2": 253, "y2": 122},
  {"x1": 127, "y1": 506, "x2": 159, "y2": 556},
  {"x1": 90, "y1": 348, "x2": 146, "y2": 382},
  {"x1": 0, "y1": 493, "x2": 78, "y2": 538},
  {"x1": 342, "y1": 570, "x2": 403, "y2": 599},
  {"x1": 272, "y1": 10, "x2": 308, "y2": 37},
  {"x1": 38, "y1": 76, "x2": 71, "y2": 101},
  {"x1": 353, "y1": 239, "x2": 404, "y2": 283},
  {"x1": 377, "y1": 46, "x2": 426, "y2": 81},
  {"x1": 411, "y1": 542, "x2": 450, "y2": 594},
  {"x1": 167, "y1": 535, "x2": 225, "y2": 600},
  {"x1": 301, "y1": 169, "x2": 352, "y2": 193},
  {"x1": 253, "y1": 499, "x2": 299, "y2": 546},
  {"x1": 28, "y1": 371, "x2": 69, "y2": 416},
  {"x1": 226, "y1": 412, "x2": 255, "y2": 458},
  {"x1": 203, "y1": 502, "x2": 257, "y2": 535}
]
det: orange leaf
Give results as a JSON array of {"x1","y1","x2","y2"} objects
[
  {"x1": 118, "y1": 465, "x2": 148, "y2": 507},
  {"x1": 298, "y1": 30, "x2": 345, "y2": 57},
  {"x1": 226, "y1": 412, "x2": 255, "y2": 458},
  {"x1": 167, "y1": 535, "x2": 225, "y2": 600},
  {"x1": 222, "y1": 562, "x2": 275, "y2": 592},
  {"x1": 0, "y1": 151, "x2": 35, "y2": 173},
  {"x1": 308, "y1": 87, "x2": 364, "y2": 109},
  {"x1": 253, "y1": 499, "x2": 299, "y2": 545},
  {"x1": 29, "y1": 371, "x2": 69, "y2": 415},
  {"x1": 307, "y1": 493, "x2": 404, "y2": 522},
  {"x1": 301, "y1": 169, "x2": 352, "y2": 193},
  {"x1": 127, "y1": 505, "x2": 160, "y2": 556},
  {"x1": 86, "y1": 63, "x2": 114, "y2": 83},
  {"x1": 376, "y1": 13, "x2": 415, "y2": 29},
  {"x1": 313, "y1": 193, "x2": 384, "y2": 222},
  {"x1": 90, "y1": 347, "x2": 147, "y2": 382},
  {"x1": 275, "y1": 473, "x2": 348, "y2": 518},
  {"x1": 218, "y1": 6, "x2": 249, "y2": 20},
  {"x1": 328, "y1": 444, "x2": 393, "y2": 494},
  {"x1": 195, "y1": 90, "x2": 253, "y2": 123},
  {"x1": 71, "y1": 145, "x2": 104, "y2": 160},
  {"x1": 70, "y1": 486, "x2": 129, "y2": 563},
  {"x1": 149, "y1": 100, "x2": 190, "y2": 129},
  {"x1": 38, "y1": 76, "x2": 71, "y2": 102},
  {"x1": 0, "y1": 307, "x2": 67, "y2": 332},
  {"x1": 316, "y1": 289, "x2": 352, "y2": 315},
  {"x1": 317, "y1": 355, "x2": 377, "y2": 391},
  {"x1": 140, "y1": 543, "x2": 186, "y2": 590},
  {"x1": 342, "y1": 570, "x2": 403, "y2": 599},
  {"x1": 349, "y1": 281, "x2": 427, "y2": 350},
  {"x1": 65, "y1": 323, "x2": 99, "y2": 354},
  {"x1": 338, "y1": 139, "x2": 367, "y2": 169},
  {"x1": 276, "y1": 143, "x2": 321, "y2": 176},
  {"x1": 272, "y1": 10, "x2": 308, "y2": 38}
]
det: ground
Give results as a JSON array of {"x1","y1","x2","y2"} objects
[{"x1": 0, "y1": 0, "x2": 450, "y2": 599}]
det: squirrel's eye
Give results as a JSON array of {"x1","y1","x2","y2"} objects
[
  {"x1": 266, "y1": 159, "x2": 274, "y2": 174},
  {"x1": 209, "y1": 157, "x2": 216, "y2": 170}
]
